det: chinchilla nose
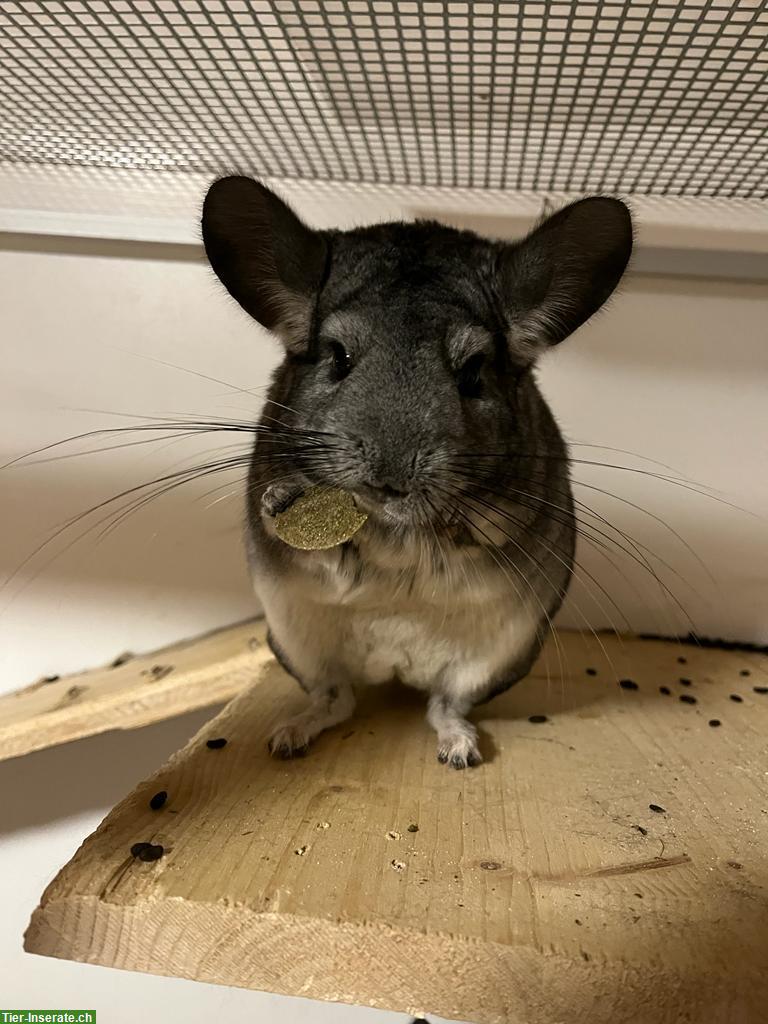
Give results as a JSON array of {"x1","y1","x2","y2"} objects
[
  {"x1": 361, "y1": 473, "x2": 410, "y2": 498},
  {"x1": 359, "y1": 450, "x2": 414, "y2": 497}
]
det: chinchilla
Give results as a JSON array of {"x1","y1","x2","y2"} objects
[{"x1": 202, "y1": 177, "x2": 632, "y2": 768}]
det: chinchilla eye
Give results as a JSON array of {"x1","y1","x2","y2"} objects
[
  {"x1": 328, "y1": 340, "x2": 353, "y2": 381},
  {"x1": 457, "y1": 352, "x2": 486, "y2": 398}
]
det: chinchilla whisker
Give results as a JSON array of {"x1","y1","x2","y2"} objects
[
  {"x1": 2, "y1": 453, "x2": 258, "y2": 594},
  {"x1": 450, "y1": 462, "x2": 701, "y2": 621},
  {"x1": 444, "y1": 497, "x2": 566, "y2": 687},
  {"x1": 110, "y1": 345, "x2": 269, "y2": 401},
  {"x1": 88, "y1": 457, "x2": 256, "y2": 543},
  {"x1": 2, "y1": 419, "x2": 339, "y2": 472},
  {"x1": 563, "y1": 441, "x2": 692, "y2": 478},
  {"x1": 441, "y1": 466, "x2": 679, "y2": 637},
  {"x1": 453, "y1": 451, "x2": 759, "y2": 519},
  {"x1": 445, "y1": 481, "x2": 633, "y2": 638},
  {"x1": 571, "y1": 479, "x2": 718, "y2": 587},
  {"x1": 439, "y1": 481, "x2": 627, "y2": 675},
  {"x1": 16, "y1": 431, "x2": 221, "y2": 467},
  {"x1": 454, "y1": 483, "x2": 634, "y2": 636}
]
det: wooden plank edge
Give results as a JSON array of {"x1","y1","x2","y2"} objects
[
  {"x1": 24, "y1": 895, "x2": 763, "y2": 1024},
  {"x1": 0, "y1": 618, "x2": 268, "y2": 762}
]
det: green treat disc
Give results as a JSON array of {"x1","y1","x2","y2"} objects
[{"x1": 274, "y1": 487, "x2": 368, "y2": 551}]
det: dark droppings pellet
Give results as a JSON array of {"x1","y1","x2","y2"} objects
[
  {"x1": 677, "y1": 656, "x2": 687, "y2": 665},
  {"x1": 679, "y1": 678, "x2": 692, "y2": 686},
  {"x1": 528, "y1": 714, "x2": 548, "y2": 724},
  {"x1": 753, "y1": 686, "x2": 768, "y2": 695},
  {"x1": 729, "y1": 694, "x2": 743, "y2": 703},
  {"x1": 659, "y1": 686, "x2": 671, "y2": 695},
  {"x1": 739, "y1": 669, "x2": 751, "y2": 677},
  {"x1": 649, "y1": 804, "x2": 666, "y2": 813},
  {"x1": 206, "y1": 737, "x2": 228, "y2": 749},
  {"x1": 619, "y1": 679, "x2": 638, "y2": 690},
  {"x1": 633, "y1": 824, "x2": 648, "y2": 836},
  {"x1": 149, "y1": 790, "x2": 168, "y2": 810},
  {"x1": 709, "y1": 719, "x2": 722, "y2": 728},
  {"x1": 137, "y1": 843, "x2": 164, "y2": 862},
  {"x1": 407, "y1": 824, "x2": 419, "y2": 833},
  {"x1": 679, "y1": 694, "x2": 697, "y2": 705},
  {"x1": 43, "y1": 674, "x2": 60, "y2": 683},
  {"x1": 586, "y1": 668, "x2": 597, "y2": 676}
]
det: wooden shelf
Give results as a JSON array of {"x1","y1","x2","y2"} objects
[
  {"x1": 24, "y1": 630, "x2": 768, "y2": 1024},
  {"x1": 0, "y1": 620, "x2": 268, "y2": 761}
]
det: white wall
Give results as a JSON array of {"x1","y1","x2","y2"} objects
[{"x1": 1, "y1": 234, "x2": 766, "y2": 1022}]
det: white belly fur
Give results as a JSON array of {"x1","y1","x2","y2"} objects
[{"x1": 255, "y1": 539, "x2": 540, "y2": 702}]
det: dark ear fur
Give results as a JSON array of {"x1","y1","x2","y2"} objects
[
  {"x1": 498, "y1": 197, "x2": 633, "y2": 360},
  {"x1": 201, "y1": 176, "x2": 328, "y2": 346}
]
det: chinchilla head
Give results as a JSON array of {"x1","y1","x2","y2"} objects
[{"x1": 202, "y1": 177, "x2": 632, "y2": 531}]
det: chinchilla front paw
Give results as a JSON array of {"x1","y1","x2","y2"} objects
[{"x1": 261, "y1": 480, "x2": 305, "y2": 519}]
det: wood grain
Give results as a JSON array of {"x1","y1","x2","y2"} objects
[
  {"x1": 0, "y1": 619, "x2": 268, "y2": 761},
  {"x1": 25, "y1": 632, "x2": 768, "y2": 1023}
]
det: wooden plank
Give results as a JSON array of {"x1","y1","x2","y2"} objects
[
  {"x1": 24, "y1": 632, "x2": 768, "y2": 1023},
  {"x1": 0, "y1": 619, "x2": 268, "y2": 761}
]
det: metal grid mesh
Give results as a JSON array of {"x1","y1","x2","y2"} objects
[{"x1": 1, "y1": 1, "x2": 766, "y2": 199}]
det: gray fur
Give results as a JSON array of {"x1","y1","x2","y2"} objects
[{"x1": 202, "y1": 178, "x2": 632, "y2": 768}]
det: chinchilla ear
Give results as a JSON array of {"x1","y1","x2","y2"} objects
[
  {"x1": 496, "y1": 197, "x2": 633, "y2": 364},
  {"x1": 202, "y1": 176, "x2": 329, "y2": 349}
]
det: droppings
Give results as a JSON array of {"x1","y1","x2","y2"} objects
[
  {"x1": 739, "y1": 669, "x2": 751, "y2": 677},
  {"x1": 391, "y1": 859, "x2": 406, "y2": 872},
  {"x1": 679, "y1": 694, "x2": 697, "y2": 705},
  {"x1": 679, "y1": 678, "x2": 692, "y2": 686},
  {"x1": 295, "y1": 845, "x2": 308, "y2": 856},
  {"x1": 480, "y1": 861, "x2": 502, "y2": 871},
  {"x1": 729, "y1": 694, "x2": 743, "y2": 703},
  {"x1": 131, "y1": 842, "x2": 163, "y2": 862},
  {"x1": 407, "y1": 824, "x2": 420, "y2": 833},
  {"x1": 586, "y1": 668, "x2": 597, "y2": 676},
  {"x1": 677, "y1": 656, "x2": 687, "y2": 664},
  {"x1": 111, "y1": 652, "x2": 133, "y2": 667},
  {"x1": 316, "y1": 821, "x2": 331, "y2": 830},
  {"x1": 149, "y1": 790, "x2": 168, "y2": 810},
  {"x1": 575, "y1": 919, "x2": 582, "y2": 926},
  {"x1": 649, "y1": 804, "x2": 666, "y2": 814},
  {"x1": 206, "y1": 737, "x2": 228, "y2": 749},
  {"x1": 147, "y1": 664, "x2": 174, "y2": 681},
  {"x1": 528, "y1": 714, "x2": 548, "y2": 724},
  {"x1": 632, "y1": 824, "x2": 648, "y2": 836},
  {"x1": 619, "y1": 679, "x2": 638, "y2": 690},
  {"x1": 753, "y1": 686, "x2": 767, "y2": 695},
  {"x1": 43, "y1": 674, "x2": 60, "y2": 683},
  {"x1": 727, "y1": 860, "x2": 743, "y2": 870},
  {"x1": 138, "y1": 844, "x2": 164, "y2": 862},
  {"x1": 659, "y1": 686, "x2": 671, "y2": 695},
  {"x1": 386, "y1": 830, "x2": 402, "y2": 841},
  {"x1": 709, "y1": 719, "x2": 722, "y2": 728}
]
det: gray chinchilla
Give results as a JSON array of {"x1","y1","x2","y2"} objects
[{"x1": 202, "y1": 177, "x2": 632, "y2": 768}]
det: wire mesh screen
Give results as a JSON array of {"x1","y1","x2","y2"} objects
[{"x1": 1, "y1": 1, "x2": 766, "y2": 199}]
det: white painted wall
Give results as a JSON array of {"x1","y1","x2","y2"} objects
[{"x1": 1, "y1": 230, "x2": 766, "y2": 1022}]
